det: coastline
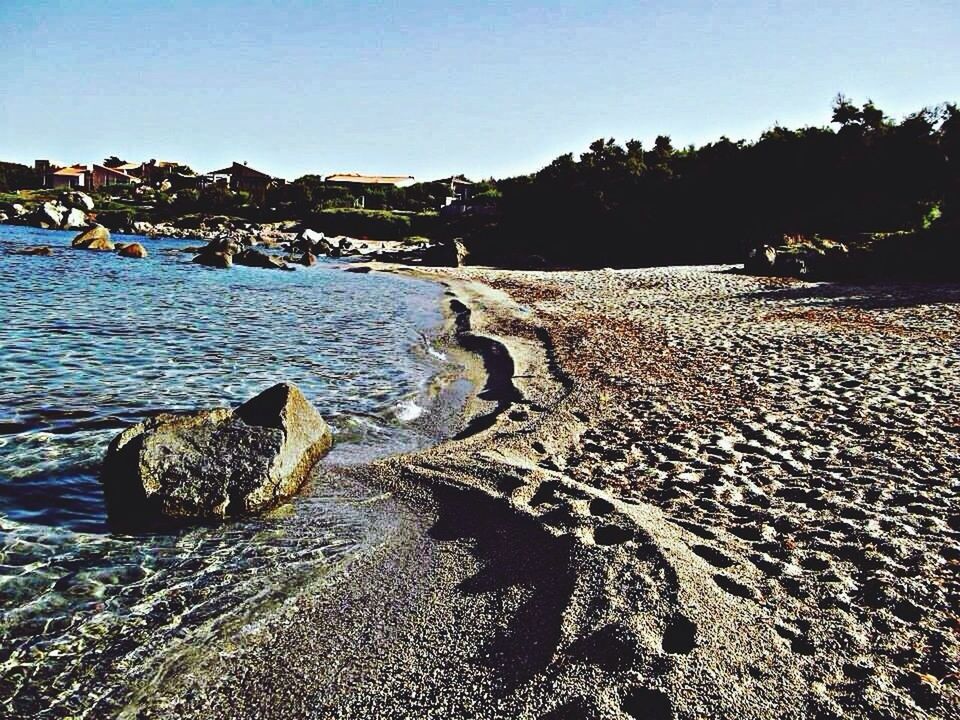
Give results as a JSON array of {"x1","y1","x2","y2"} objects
[{"x1": 138, "y1": 264, "x2": 958, "y2": 719}]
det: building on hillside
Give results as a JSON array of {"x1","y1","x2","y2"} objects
[
  {"x1": 48, "y1": 163, "x2": 140, "y2": 190},
  {"x1": 132, "y1": 159, "x2": 187, "y2": 186},
  {"x1": 91, "y1": 164, "x2": 139, "y2": 189},
  {"x1": 205, "y1": 162, "x2": 278, "y2": 201},
  {"x1": 438, "y1": 175, "x2": 474, "y2": 206},
  {"x1": 35, "y1": 160, "x2": 61, "y2": 187},
  {"x1": 50, "y1": 165, "x2": 89, "y2": 189},
  {"x1": 323, "y1": 173, "x2": 416, "y2": 208}
]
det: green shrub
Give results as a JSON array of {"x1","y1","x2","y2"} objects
[{"x1": 307, "y1": 208, "x2": 413, "y2": 240}]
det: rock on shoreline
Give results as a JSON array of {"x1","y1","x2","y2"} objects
[{"x1": 101, "y1": 383, "x2": 333, "y2": 527}]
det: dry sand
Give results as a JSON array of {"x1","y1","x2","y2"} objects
[{"x1": 140, "y1": 265, "x2": 959, "y2": 719}]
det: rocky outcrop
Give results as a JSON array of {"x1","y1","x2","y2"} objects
[
  {"x1": 745, "y1": 237, "x2": 851, "y2": 280},
  {"x1": 117, "y1": 242, "x2": 148, "y2": 258},
  {"x1": 193, "y1": 250, "x2": 233, "y2": 268},
  {"x1": 745, "y1": 245, "x2": 777, "y2": 274},
  {"x1": 72, "y1": 225, "x2": 115, "y2": 251},
  {"x1": 61, "y1": 191, "x2": 95, "y2": 212},
  {"x1": 234, "y1": 247, "x2": 290, "y2": 270},
  {"x1": 423, "y1": 238, "x2": 469, "y2": 267},
  {"x1": 62, "y1": 207, "x2": 88, "y2": 229},
  {"x1": 32, "y1": 202, "x2": 65, "y2": 229},
  {"x1": 100, "y1": 382, "x2": 333, "y2": 526},
  {"x1": 14, "y1": 246, "x2": 52, "y2": 256}
]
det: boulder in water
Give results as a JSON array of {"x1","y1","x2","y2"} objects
[
  {"x1": 234, "y1": 247, "x2": 289, "y2": 270},
  {"x1": 62, "y1": 207, "x2": 88, "y2": 229},
  {"x1": 100, "y1": 382, "x2": 333, "y2": 526},
  {"x1": 32, "y1": 202, "x2": 64, "y2": 229},
  {"x1": 117, "y1": 242, "x2": 148, "y2": 259},
  {"x1": 72, "y1": 225, "x2": 115, "y2": 250},
  {"x1": 193, "y1": 250, "x2": 233, "y2": 268}
]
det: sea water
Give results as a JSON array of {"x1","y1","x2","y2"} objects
[{"x1": 0, "y1": 225, "x2": 451, "y2": 717}]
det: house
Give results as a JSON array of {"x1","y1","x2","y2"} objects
[
  {"x1": 438, "y1": 175, "x2": 474, "y2": 206},
  {"x1": 50, "y1": 165, "x2": 89, "y2": 189},
  {"x1": 48, "y1": 163, "x2": 140, "y2": 190},
  {"x1": 90, "y1": 164, "x2": 139, "y2": 189},
  {"x1": 132, "y1": 159, "x2": 186, "y2": 186},
  {"x1": 324, "y1": 173, "x2": 416, "y2": 208},
  {"x1": 206, "y1": 162, "x2": 277, "y2": 201},
  {"x1": 324, "y1": 173, "x2": 416, "y2": 188}
]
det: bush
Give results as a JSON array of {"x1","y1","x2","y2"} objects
[{"x1": 306, "y1": 209, "x2": 414, "y2": 240}]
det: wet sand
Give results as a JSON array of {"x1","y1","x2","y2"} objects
[{"x1": 140, "y1": 265, "x2": 959, "y2": 719}]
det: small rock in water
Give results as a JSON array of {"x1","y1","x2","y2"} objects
[
  {"x1": 15, "y1": 245, "x2": 52, "y2": 256},
  {"x1": 234, "y1": 247, "x2": 289, "y2": 270},
  {"x1": 72, "y1": 225, "x2": 114, "y2": 251},
  {"x1": 116, "y1": 242, "x2": 148, "y2": 259},
  {"x1": 100, "y1": 382, "x2": 333, "y2": 527},
  {"x1": 193, "y1": 250, "x2": 233, "y2": 268}
]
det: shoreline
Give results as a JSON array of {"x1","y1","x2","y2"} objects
[{"x1": 139, "y1": 264, "x2": 957, "y2": 719}]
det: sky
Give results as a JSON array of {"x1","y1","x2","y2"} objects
[{"x1": 1, "y1": 1, "x2": 957, "y2": 181}]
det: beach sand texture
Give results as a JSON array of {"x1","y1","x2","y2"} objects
[{"x1": 143, "y1": 265, "x2": 959, "y2": 720}]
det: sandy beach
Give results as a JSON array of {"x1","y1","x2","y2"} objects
[{"x1": 139, "y1": 264, "x2": 959, "y2": 719}]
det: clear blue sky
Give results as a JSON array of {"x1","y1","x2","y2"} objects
[{"x1": 1, "y1": 1, "x2": 956, "y2": 181}]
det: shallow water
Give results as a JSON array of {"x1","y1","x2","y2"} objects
[{"x1": 0, "y1": 225, "x2": 453, "y2": 717}]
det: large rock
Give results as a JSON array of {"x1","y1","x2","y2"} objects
[
  {"x1": 234, "y1": 247, "x2": 289, "y2": 270},
  {"x1": 100, "y1": 383, "x2": 333, "y2": 525},
  {"x1": 193, "y1": 250, "x2": 233, "y2": 268},
  {"x1": 745, "y1": 245, "x2": 777, "y2": 274},
  {"x1": 72, "y1": 225, "x2": 115, "y2": 250},
  {"x1": 117, "y1": 242, "x2": 148, "y2": 258},
  {"x1": 62, "y1": 207, "x2": 88, "y2": 229},
  {"x1": 0, "y1": 202, "x2": 28, "y2": 219},
  {"x1": 423, "y1": 238, "x2": 469, "y2": 267},
  {"x1": 61, "y1": 191, "x2": 95, "y2": 212},
  {"x1": 32, "y1": 202, "x2": 64, "y2": 229}
]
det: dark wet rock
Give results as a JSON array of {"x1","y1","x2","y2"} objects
[
  {"x1": 234, "y1": 248, "x2": 290, "y2": 270},
  {"x1": 297, "y1": 251, "x2": 317, "y2": 267},
  {"x1": 117, "y1": 242, "x2": 148, "y2": 259},
  {"x1": 31, "y1": 201, "x2": 65, "y2": 229},
  {"x1": 72, "y1": 225, "x2": 115, "y2": 251},
  {"x1": 101, "y1": 382, "x2": 333, "y2": 525},
  {"x1": 343, "y1": 265, "x2": 372, "y2": 273},
  {"x1": 193, "y1": 250, "x2": 233, "y2": 268},
  {"x1": 745, "y1": 245, "x2": 777, "y2": 274},
  {"x1": 14, "y1": 245, "x2": 52, "y2": 256},
  {"x1": 424, "y1": 238, "x2": 469, "y2": 267},
  {"x1": 775, "y1": 255, "x2": 808, "y2": 277},
  {"x1": 62, "y1": 207, "x2": 88, "y2": 229}
]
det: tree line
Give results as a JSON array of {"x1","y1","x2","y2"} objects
[{"x1": 461, "y1": 96, "x2": 959, "y2": 269}]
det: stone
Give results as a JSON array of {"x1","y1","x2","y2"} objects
[
  {"x1": 133, "y1": 221, "x2": 154, "y2": 234},
  {"x1": 15, "y1": 246, "x2": 52, "y2": 256},
  {"x1": 72, "y1": 225, "x2": 115, "y2": 250},
  {"x1": 117, "y1": 242, "x2": 148, "y2": 258},
  {"x1": 32, "y1": 202, "x2": 64, "y2": 229},
  {"x1": 61, "y1": 191, "x2": 95, "y2": 212},
  {"x1": 234, "y1": 248, "x2": 288, "y2": 270},
  {"x1": 100, "y1": 383, "x2": 333, "y2": 525},
  {"x1": 297, "y1": 251, "x2": 317, "y2": 267},
  {"x1": 423, "y1": 238, "x2": 469, "y2": 267},
  {"x1": 776, "y1": 255, "x2": 808, "y2": 277},
  {"x1": 193, "y1": 250, "x2": 233, "y2": 268},
  {"x1": 745, "y1": 245, "x2": 777, "y2": 274},
  {"x1": 294, "y1": 229, "x2": 327, "y2": 253},
  {"x1": 62, "y1": 207, "x2": 88, "y2": 229}
]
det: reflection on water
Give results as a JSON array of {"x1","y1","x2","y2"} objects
[{"x1": 0, "y1": 225, "x2": 449, "y2": 717}]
